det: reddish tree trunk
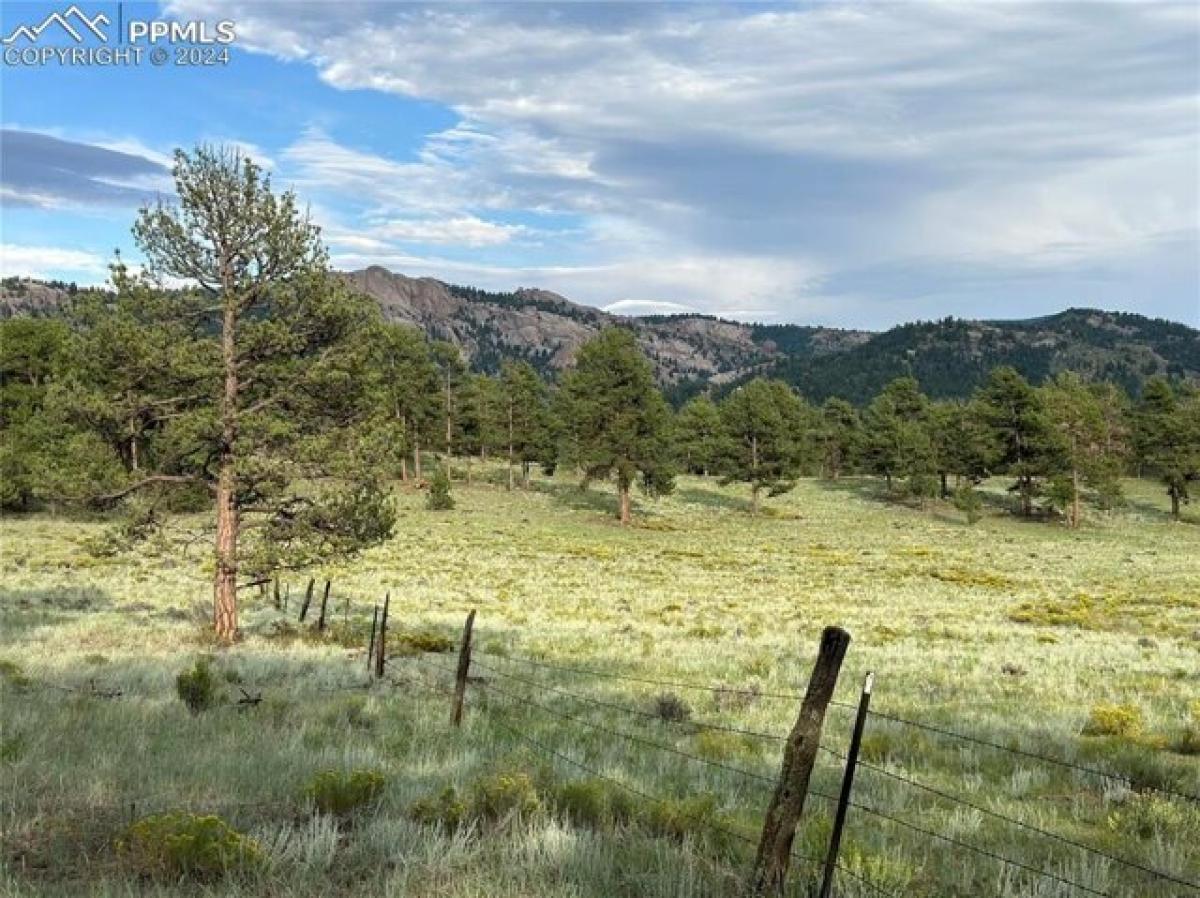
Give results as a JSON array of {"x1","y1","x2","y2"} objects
[{"x1": 213, "y1": 289, "x2": 239, "y2": 643}]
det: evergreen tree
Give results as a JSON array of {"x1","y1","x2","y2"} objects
[
  {"x1": 431, "y1": 340, "x2": 467, "y2": 467},
  {"x1": 928, "y1": 399, "x2": 994, "y2": 498},
  {"x1": 1041, "y1": 373, "x2": 1127, "y2": 527},
  {"x1": 673, "y1": 395, "x2": 722, "y2": 476},
  {"x1": 0, "y1": 317, "x2": 73, "y2": 509},
  {"x1": 372, "y1": 324, "x2": 443, "y2": 482},
  {"x1": 975, "y1": 366, "x2": 1061, "y2": 517},
  {"x1": 817, "y1": 397, "x2": 861, "y2": 480},
  {"x1": 862, "y1": 377, "x2": 937, "y2": 500},
  {"x1": 126, "y1": 145, "x2": 395, "y2": 641},
  {"x1": 717, "y1": 378, "x2": 808, "y2": 513},
  {"x1": 500, "y1": 360, "x2": 550, "y2": 488},
  {"x1": 557, "y1": 329, "x2": 675, "y2": 524},
  {"x1": 1134, "y1": 377, "x2": 1200, "y2": 519}
]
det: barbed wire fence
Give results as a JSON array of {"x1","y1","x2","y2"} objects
[{"x1": 5, "y1": 588, "x2": 1199, "y2": 897}]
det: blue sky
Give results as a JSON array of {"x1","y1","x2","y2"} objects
[{"x1": 1, "y1": 1, "x2": 1197, "y2": 329}]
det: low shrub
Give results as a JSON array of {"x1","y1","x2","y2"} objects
[
  {"x1": 554, "y1": 778, "x2": 635, "y2": 829},
  {"x1": 1108, "y1": 793, "x2": 1200, "y2": 843},
  {"x1": 653, "y1": 692, "x2": 692, "y2": 724},
  {"x1": 117, "y1": 812, "x2": 262, "y2": 879},
  {"x1": 175, "y1": 658, "x2": 218, "y2": 714},
  {"x1": 426, "y1": 468, "x2": 455, "y2": 511},
  {"x1": 303, "y1": 769, "x2": 387, "y2": 816},
  {"x1": 469, "y1": 770, "x2": 541, "y2": 823},
  {"x1": 394, "y1": 631, "x2": 456, "y2": 655},
  {"x1": 1170, "y1": 700, "x2": 1200, "y2": 756},
  {"x1": 1081, "y1": 703, "x2": 1144, "y2": 738},
  {"x1": 409, "y1": 786, "x2": 467, "y2": 831},
  {"x1": 0, "y1": 659, "x2": 31, "y2": 689}
]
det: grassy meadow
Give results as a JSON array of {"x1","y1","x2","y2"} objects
[{"x1": 1, "y1": 469, "x2": 1198, "y2": 897}]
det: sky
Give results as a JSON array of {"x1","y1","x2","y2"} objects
[{"x1": 0, "y1": 1, "x2": 1197, "y2": 329}]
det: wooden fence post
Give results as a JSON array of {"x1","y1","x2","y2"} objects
[
  {"x1": 374, "y1": 593, "x2": 389, "y2": 680},
  {"x1": 749, "y1": 626, "x2": 851, "y2": 896},
  {"x1": 298, "y1": 577, "x2": 315, "y2": 622},
  {"x1": 317, "y1": 580, "x2": 331, "y2": 632},
  {"x1": 450, "y1": 609, "x2": 477, "y2": 727},
  {"x1": 818, "y1": 671, "x2": 873, "y2": 898},
  {"x1": 272, "y1": 577, "x2": 281, "y2": 610},
  {"x1": 283, "y1": 583, "x2": 290, "y2": 613},
  {"x1": 367, "y1": 604, "x2": 379, "y2": 672}
]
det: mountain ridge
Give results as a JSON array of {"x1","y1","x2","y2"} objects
[{"x1": 3, "y1": 269, "x2": 1196, "y2": 403}]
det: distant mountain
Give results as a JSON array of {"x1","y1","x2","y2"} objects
[
  {"x1": 3, "y1": 270, "x2": 1196, "y2": 403},
  {"x1": 761, "y1": 310, "x2": 1200, "y2": 404},
  {"x1": 339, "y1": 266, "x2": 869, "y2": 385}
]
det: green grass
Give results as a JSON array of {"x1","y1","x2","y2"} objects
[{"x1": 1, "y1": 470, "x2": 1198, "y2": 897}]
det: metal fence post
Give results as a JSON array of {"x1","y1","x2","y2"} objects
[{"x1": 818, "y1": 671, "x2": 874, "y2": 898}]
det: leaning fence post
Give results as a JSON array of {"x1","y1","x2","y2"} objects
[
  {"x1": 298, "y1": 577, "x2": 315, "y2": 622},
  {"x1": 451, "y1": 609, "x2": 477, "y2": 727},
  {"x1": 818, "y1": 671, "x2": 873, "y2": 898},
  {"x1": 317, "y1": 580, "x2": 331, "y2": 632},
  {"x1": 374, "y1": 593, "x2": 389, "y2": 680},
  {"x1": 750, "y1": 626, "x2": 851, "y2": 896}
]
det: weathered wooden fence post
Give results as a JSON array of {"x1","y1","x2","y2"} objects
[
  {"x1": 374, "y1": 593, "x2": 389, "y2": 680},
  {"x1": 316, "y1": 580, "x2": 331, "y2": 632},
  {"x1": 298, "y1": 577, "x2": 315, "y2": 622},
  {"x1": 272, "y1": 577, "x2": 281, "y2": 610},
  {"x1": 367, "y1": 604, "x2": 379, "y2": 672},
  {"x1": 749, "y1": 625, "x2": 851, "y2": 896},
  {"x1": 818, "y1": 671, "x2": 873, "y2": 898},
  {"x1": 450, "y1": 609, "x2": 477, "y2": 727}
]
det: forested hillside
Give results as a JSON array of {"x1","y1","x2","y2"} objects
[{"x1": 2, "y1": 272, "x2": 1196, "y2": 403}]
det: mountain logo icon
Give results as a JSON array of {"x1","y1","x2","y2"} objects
[{"x1": 3, "y1": 5, "x2": 110, "y2": 44}]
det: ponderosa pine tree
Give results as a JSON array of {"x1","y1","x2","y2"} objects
[
  {"x1": 1042, "y1": 373, "x2": 1127, "y2": 527},
  {"x1": 817, "y1": 397, "x2": 861, "y2": 480},
  {"x1": 557, "y1": 328, "x2": 674, "y2": 524},
  {"x1": 862, "y1": 377, "x2": 937, "y2": 500},
  {"x1": 975, "y1": 366, "x2": 1061, "y2": 517},
  {"x1": 928, "y1": 399, "x2": 993, "y2": 498},
  {"x1": 432, "y1": 340, "x2": 466, "y2": 471},
  {"x1": 373, "y1": 324, "x2": 443, "y2": 482},
  {"x1": 717, "y1": 378, "x2": 808, "y2": 513},
  {"x1": 128, "y1": 145, "x2": 395, "y2": 641},
  {"x1": 500, "y1": 359, "x2": 549, "y2": 488},
  {"x1": 0, "y1": 317, "x2": 73, "y2": 509},
  {"x1": 673, "y1": 395, "x2": 722, "y2": 476},
  {"x1": 1134, "y1": 377, "x2": 1200, "y2": 520}
]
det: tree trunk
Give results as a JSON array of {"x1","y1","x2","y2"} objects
[
  {"x1": 1071, "y1": 466, "x2": 1080, "y2": 529},
  {"x1": 507, "y1": 399, "x2": 515, "y2": 491},
  {"x1": 939, "y1": 471, "x2": 948, "y2": 499},
  {"x1": 414, "y1": 434, "x2": 422, "y2": 481},
  {"x1": 619, "y1": 484, "x2": 631, "y2": 525},
  {"x1": 1170, "y1": 486, "x2": 1181, "y2": 520},
  {"x1": 213, "y1": 287, "x2": 239, "y2": 644},
  {"x1": 130, "y1": 433, "x2": 139, "y2": 473},
  {"x1": 752, "y1": 484, "x2": 760, "y2": 515}
]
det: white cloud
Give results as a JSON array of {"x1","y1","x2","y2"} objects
[
  {"x1": 166, "y1": 0, "x2": 1198, "y2": 324},
  {"x1": 0, "y1": 244, "x2": 110, "y2": 281}
]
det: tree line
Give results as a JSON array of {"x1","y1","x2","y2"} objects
[{"x1": 1, "y1": 146, "x2": 1197, "y2": 642}]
